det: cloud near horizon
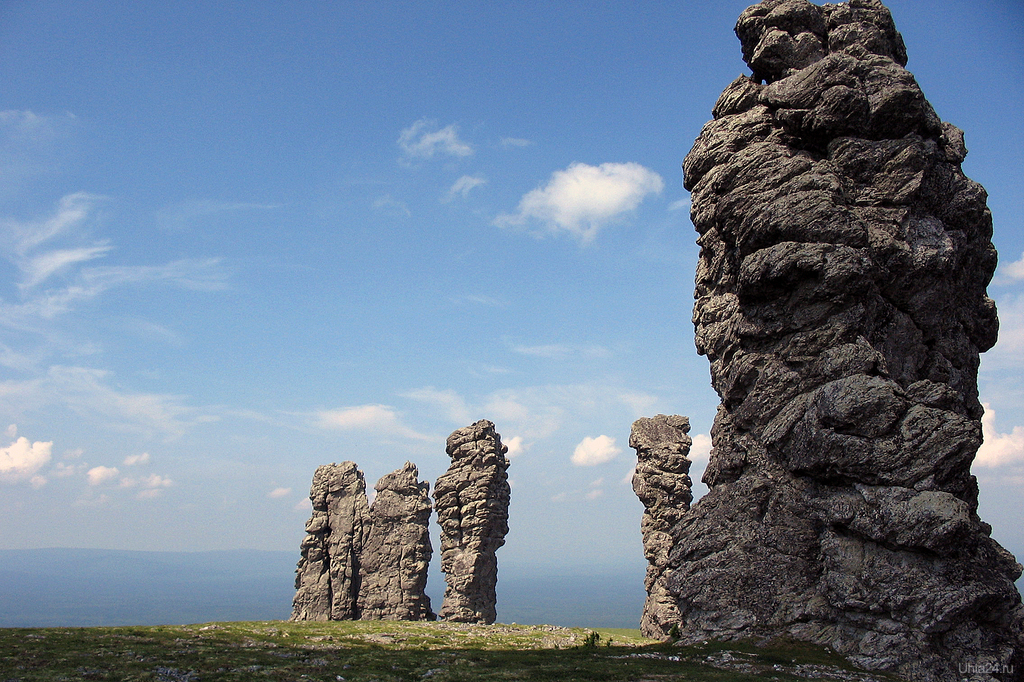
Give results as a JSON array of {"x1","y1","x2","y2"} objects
[{"x1": 495, "y1": 162, "x2": 664, "y2": 244}]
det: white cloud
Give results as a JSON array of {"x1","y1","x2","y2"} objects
[
  {"x1": 52, "y1": 462, "x2": 81, "y2": 478},
  {"x1": 123, "y1": 452, "x2": 150, "y2": 466},
  {"x1": 668, "y1": 197, "x2": 691, "y2": 212},
  {"x1": 268, "y1": 487, "x2": 291, "y2": 499},
  {"x1": 398, "y1": 119, "x2": 473, "y2": 160},
  {"x1": 1000, "y1": 252, "x2": 1024, "y2": 281},
  {"x1": 313, "y1": 404, "x2": 430, "y2": 440},
  {"x1": 690, "y1": 433, "x2": 712, "y2": 463},
  {"x1": 500, "y1": 137, "x2": 534, "y2": 148},
  {"x1": 29, "y1": 475, "x2": 46, "y2": 488},
  {"x1": 445, "y1": 175, "x2": 486, "y2": 202},
  {"x1": 494, "y1": 162, "x2": 664, "y2": 244},
  {"x1": 976, "y1": 403, "x2": 1024, "y2": 468},
  {"x1": 571, "y1": 435, "x2": 622, "y2": 466},
  {"x1": 86, "y1": 465, "x2": 119, "y2": 486},
  {"x1": 586, "y1": 488, "x2": 604, "y2": 500},
  {"x1": 5, "y1": 424, "x2": 15, "y2": 438},
  {"x1": 504, "y1": 436, "x2": 525, "y2": 458},
  {"x1": 293, "y1": 497, "x2": 311, "y2": 512},
  {"x1": 0, "y1": 436, "x2": 52, "y2": 483}
]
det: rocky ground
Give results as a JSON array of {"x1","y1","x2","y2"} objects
[{"x1": 0, "y1": 619, "x2": 902, "y2": 681}]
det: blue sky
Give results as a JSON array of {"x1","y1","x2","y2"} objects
[{"x1": 0, "y1": 0, "x2": 1022, "y2": 582}]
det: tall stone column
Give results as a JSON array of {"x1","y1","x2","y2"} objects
[
  {"x1": 434, "y1": 419, "x2": 511, "y2": 624},
  {"x1": 673, "y1": 0, "x2": 1023, "y2": 678}
]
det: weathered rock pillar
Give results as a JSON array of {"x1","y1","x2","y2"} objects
[
  {"x1": 630, "y1": 415, "x2": 693, "y2": 635},
  {"x1": 434, "y1": 419, "x2": 511, "y2": 624},
  {"x1": 291, "y1": 461, "x2": 434, "y2": 621},
  {"x1": 671, "y1": 0, "x2": 1023, "y2": 678}
]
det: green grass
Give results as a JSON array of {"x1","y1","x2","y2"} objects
[{"x1": 0, "y1": 620, "x2": 899, "y2": 681}]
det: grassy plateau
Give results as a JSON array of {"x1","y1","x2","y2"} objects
[{"x1": 0, "y1": 619, "x2": 900, "y2": 681}]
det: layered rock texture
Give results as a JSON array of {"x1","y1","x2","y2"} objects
[
  {"x1": 668, "y1": 0, "x2": 1023, "y2": 678},
  {"x1": 630, "y1": 415, "x2": 693, "y2": 635},
  {"x1": 435, "y1": 420, "x2": 511, "y2": 624},
  {"x1": 291, "y1": 461, "x2": 434, "y2": 622}
]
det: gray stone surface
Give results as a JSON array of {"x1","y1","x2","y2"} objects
[
  {"x1": 291, "y1": 461, "x2": 434, "y2": 622},
  {"x1": 630, "y1": 415, "x2": 693, "y2": 636},
  {"x1": 291, "y1": 462, "x2": 370, "y2": 621},
  {"x1": 668, "y1": 0, "x2": 1024, "y2": 679},
  {"x1": 435, "y1": 419, "x2": 511, "y2": 624},
  {"x1": 358, "y1": 462, "x2": 436, "y2": 621}
]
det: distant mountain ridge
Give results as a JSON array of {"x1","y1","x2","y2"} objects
[{"x1": 0, "y1": 548, "x2": 646, "y2": 629}]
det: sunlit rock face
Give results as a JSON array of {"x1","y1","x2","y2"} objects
[
  {"x1": 672, "y1": 0, "x2": 1023, "y2": 678},
  {"x1": 359, "y1": 462, "x2": 436, "y2": 621},
  {"x1": 630, "y1": 415, "x2": 693, "y2": 635},
  {"x1": 435, "y1": 420, "x2": 511, "y2": 624},
  {"x1": 291, "y1": 461, "x2": 434, "y2": 622}
]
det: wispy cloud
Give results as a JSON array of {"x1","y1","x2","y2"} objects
[
  {"x1": 372, "y1": 194, "x2": 411, "y2": 218},
  {"x1": 1, "y1": 195, "x2": 228, "y2": 330},
  {"x1": 0, "y1": 436, "x2": 52, "y2": 484},
  {"x1": 154, "y1": 199, "x2": 282, "y2": 232},
  {"x1": 494, "y1": 162, "x2": 664, "y2": 244},
  {"x1": 313, "y1": 404, "x2": 431, "y2": 441},
  {"x1": 444, "y1": 175, "x2": 486, "y2": 202},
  {"x1": 268, "y1": 487, "x2": 291, "y2": 499},
  {"x1": 0, "y1": 366, "x2": 211, "y2": 440},
  {"x1": 398, "y1": 119, "x2": 473, "y2": 161},
  {"x1": 999, "y1": 252, "x2": 1024, "y2": 282},
  {"x1": 400, "y1": 388, "x2": 473, "y2": 426},
  {"x1": 511, "y1": 343, "x2": 610, "y2": 360},
  {"x1": 500, "y1": 137, "x2": 534, "y2": 148}
]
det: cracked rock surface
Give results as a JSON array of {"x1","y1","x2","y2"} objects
[
  {"x1": 667, "y1": 0, "x2": 1023, "y2": 679},
  {"x1": 435, "y1": 420, "x2": 511, "y2": 624},
  {"x1": 291, "y1": 461, "x2": 434, "y2": 621},
  {"x1": 630, "y1": 415, "x2": 694, "y2": 636}
]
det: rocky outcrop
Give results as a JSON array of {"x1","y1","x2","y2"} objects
[
  {"x1": 291, "y1": 462, "x2": 370, "y2": 621},
  {"x1": 670, "y1": 0, "x2": 1023, "y2": 679},
  {"x1": 435, "y1": 420, "x2": 511, "y2": 624},
  {"x1": 291, "y1": 461, "x2": 434, "y2": 621},
  {"x1": 358, "y1": 462, "x2": 436, "y2": 620},
  {"x1": 630, "y1": 415, "x2": 693, "y2": 635}
]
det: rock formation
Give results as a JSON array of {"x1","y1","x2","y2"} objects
[
  {"x1": 358, "y1": 462, "x2": 436, "y2": 621},
  {"x1": 291, "y1": 461, "x2": 434, "y2": 621},
  {"x1": 663, "y1": 0, "x2": 1024, "y2": 678},
  {"x1": 630, "y1": 415, "x2": 693, "y2": 635},
  {"x1": 434, "y1": 419, "x2": 511, "y2": 624},
  {"x1": 291, "y1": 461, "x2": 370, "y2": 621}
]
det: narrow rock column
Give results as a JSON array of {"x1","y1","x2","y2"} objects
[
  {"x1": 630, "y1": 415, "x2": 693, "y2": 636},
  {"x1": 434, "y1": 419, "x2": 511, "y2": 624},
  {"x1": 357, "y1": 461, "x2": 436, "y2": 621},
  {"x1": 290, "y1": 462, "x2": 370, "y2": 621}
]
